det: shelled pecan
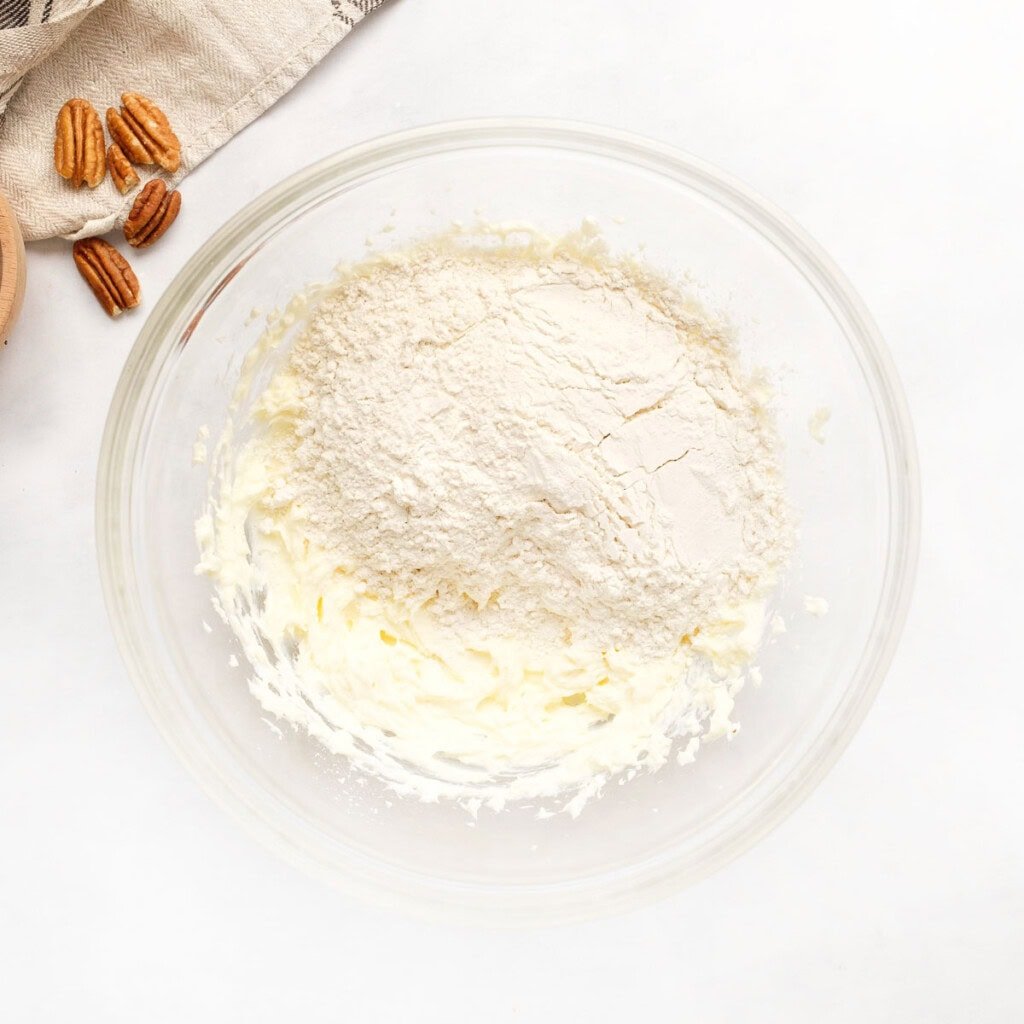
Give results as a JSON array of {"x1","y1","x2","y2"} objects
[
  {"x1": 107, "y1": 144, "x2": 140, "y2": 195},
  {"x1": 106, "y1": 92, "x2": 180, "y2": 173},
  {"x1": 54, "y1": 99, "x2": 105, "y2": 188},
  {"x1": 72, "y1": 238, "x2": 140, "y2": 317},
  {"x1": 123, "y1": 179, "x2": 181, "y2": 248}
]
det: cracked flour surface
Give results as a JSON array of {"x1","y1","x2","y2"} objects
[{"x1": 197, "y1": 228, "x2": 791, "y2": 814}]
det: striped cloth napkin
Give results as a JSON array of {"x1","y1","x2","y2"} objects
[{"x1": 0, "y1": 0, "x2": 387, "y2": 240}]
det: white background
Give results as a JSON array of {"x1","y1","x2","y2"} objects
[{"x1": 2, "y1": 1, "x2": 1022, "y2": 1020}]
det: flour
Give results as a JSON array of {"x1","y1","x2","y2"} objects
[
  {"x1": 280, "y1": 238, "x2": 784, "y2": 657},
  {"x1": 198, "y1": 227, "x2": 792, "y2": 814}
]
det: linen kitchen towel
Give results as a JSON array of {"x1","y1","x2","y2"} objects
[{"x1": 0, "y1": 0, "x2": 387, "y2": 239}]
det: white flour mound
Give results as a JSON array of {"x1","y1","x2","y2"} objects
[{"x1": 198, "y1": 226, "x2": 791, "y2": 815}]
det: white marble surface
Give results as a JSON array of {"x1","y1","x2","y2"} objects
[{"x1": 1, "y1": 1, "x2": 1021, "y2": 1019}]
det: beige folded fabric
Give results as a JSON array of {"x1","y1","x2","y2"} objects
[{"x1": 0, "y1": 0, "x2": 387, "y2": 240}]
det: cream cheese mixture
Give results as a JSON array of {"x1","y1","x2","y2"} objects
[{"x1": 196, "y1": 225, "x2": 791, "y2": 815}]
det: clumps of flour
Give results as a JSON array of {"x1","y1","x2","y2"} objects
[
  {"x1": 278, "y1": 236, "x2": 785, "y2": 657},
  {"x1": 199, "y1": 226, "x2": 792, "y2": 815}
]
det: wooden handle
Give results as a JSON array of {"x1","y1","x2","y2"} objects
[{"x1": 0, "y1": 191, "x2": 27, "y2": 345}]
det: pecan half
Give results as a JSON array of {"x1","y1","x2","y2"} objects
[
  {"x1": 123, "y1": 179, "x2": 181, "y2": 248},
  {"x1": 106, "y1": 92, "x2": 180, "y2": 173},
  {"x1": 107, "y1": 144, "x2": 140, "y2": 195},
  {"x1": 72, "y1": 238, "x2": 140, "y2": 317},
  {"x1": 54, "y1": 99, "x2": 105, "y2": 188}
]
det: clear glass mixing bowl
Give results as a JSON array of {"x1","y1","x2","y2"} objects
[{"x1": 97, "y1": 120, "x2": 919, "y2": 924}]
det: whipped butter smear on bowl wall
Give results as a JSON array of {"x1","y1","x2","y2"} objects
[{"x1": 195, "y1": 222, "x2": 794, "y2": 817}]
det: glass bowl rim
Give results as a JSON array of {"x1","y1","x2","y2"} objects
[{"x1": 96, "y1": 117, "x2": 921, "y2": 925}]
